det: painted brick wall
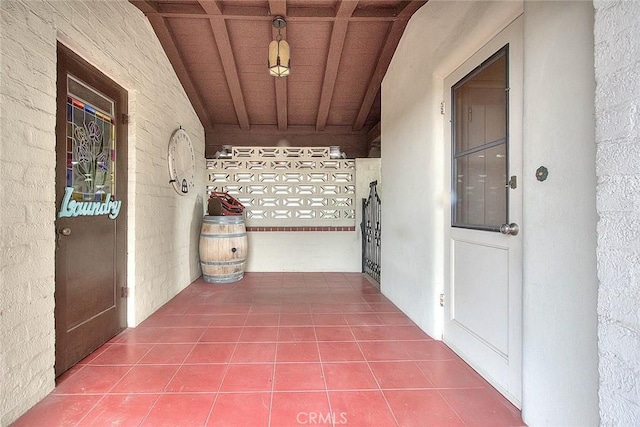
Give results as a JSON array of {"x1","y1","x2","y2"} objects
[
  {"x1": 0, "y1": 0, "x2": 204, "y2": 424},
  {"x1": 594, "y1": 0, "x2": 640, "y2": 425}
]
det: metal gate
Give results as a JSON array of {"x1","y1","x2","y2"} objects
[{"x1": 361, "y1": 180, "x2": 381, "y2": 283}]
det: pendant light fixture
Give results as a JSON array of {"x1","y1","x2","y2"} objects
[{"x1": 268, "y1": 16, "x2": 290, "y2": 78}]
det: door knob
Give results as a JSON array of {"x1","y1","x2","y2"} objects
[
  {"x1": 58, "y1": 227, "x2": 71, "y2": 236},
  {"x1": 499, "y1": 223, "x2": 519, "y2": 236}
]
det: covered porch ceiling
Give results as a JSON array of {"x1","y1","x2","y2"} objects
[{"x1": 130, "y1": 0, "x2": 426, "y2": 157}]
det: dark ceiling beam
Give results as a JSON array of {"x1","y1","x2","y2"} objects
[
  {"x1": 144, "y1": 14, "x2": 213, "y2": 131},
  {"x1": 268, "y1": 0, "x2": 286, "y2": 16},
  {"x1": 197, "y1": 1, "x2": 251, "y2": 130},
  {"x1": 352, "y1": 0, "x2": 427, "y2": 131},
  {"x1": 212, "y1": 124, "x2": 366, "y2": 136},
  {"x1": 154, "y1": 5, "x2": 401, "y2": 21},
  {"x1": 197, "y1": 0, "x2": 222, "y2": 15},
  {"x1": 315, "y1": 1, "x2": 358, "y2": 131},
  {"x1": 269, "y1": 0, "x2": 288, "y2": 131},
  {"x1": 130, "y1": 0, "x2": 157, "y2": 14}
]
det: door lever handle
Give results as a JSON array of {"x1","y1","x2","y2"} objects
[{"x1": 500, "y1": 223, "x2": 519, "y2": 236}]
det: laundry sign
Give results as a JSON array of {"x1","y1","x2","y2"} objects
[{"x1": 58, "y1": 187, "x2": 122, "y2": 220}]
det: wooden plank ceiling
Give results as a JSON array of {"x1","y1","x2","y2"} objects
[{"x1": 130, "y1": 0, "x2": 426, "y2": 157}]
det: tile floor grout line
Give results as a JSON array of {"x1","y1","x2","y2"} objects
[{"x1": 266, "y1": 297, "x2": 281, "y2": 427}]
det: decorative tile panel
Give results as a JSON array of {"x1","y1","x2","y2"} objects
[{"x1": 207, "y1": 147, "x2": 355, "y2": 227}]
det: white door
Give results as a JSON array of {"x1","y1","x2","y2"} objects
[{"x1": 443, "y1": 18, "x2": 523, "y2": 407}]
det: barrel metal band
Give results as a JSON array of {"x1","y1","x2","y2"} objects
[
  {"x1": 200, "y1": 233, "x2": 247, "y2": 238},
  {"x1": 201, "y1": 259, "x2": 245, "y2": 266},
  {"x1": 203, "y1": 272, "x2": 244, "y2": 283}
]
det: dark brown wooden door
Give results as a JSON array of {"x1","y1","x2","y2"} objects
[{"x1": 55, "y1": 44, "x2": 128, "y2": 376}]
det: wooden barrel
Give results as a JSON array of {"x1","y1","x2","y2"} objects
[{"x1": 199, "y1": 215, "x2": 248, "y2": 284}]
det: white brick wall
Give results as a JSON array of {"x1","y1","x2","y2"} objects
[
  {"x1": 0, "y1": 0, "x2": 204, "y2": 424},
  {"x1": 594, "y1": 0, "x2": 640, "y2": 425}
]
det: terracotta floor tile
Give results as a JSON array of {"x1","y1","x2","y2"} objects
[
  {"x1": 176, "y1": 314, "x2": 216, "y2": 327},
  {"x1": 276, "y1": 342, "x2": 320, "y2": 362},
  {"x1": 279, "y1": 313, "x2": 314, "y2": 326},
  {"x1": 361, "y1": 293, "x2": 392, "y2": 303},
  {"x1": 207, "y1": 392, "x2": 271, "y2": 426},
  {"x1": 322, "y1": 362, "x2": 378, "y2": 390},
  {"x1": 274, "y1": 363, "x2": 325, "y2": 391},
  {"x1": 208, "y1": 314, "x2": 248, "y2": 327},
  {"x1": 318, "y1": 341, "x2": 365, "y2": 362},
  {"x1": 244, "y1": 313, "x2": 280, "y2": 326},
  {"x1": 78, "y1": 394, "x2": 158, "y2": 427},
  {"x1": 312, "y1": 313, "x2": 348, "y2": 325},
  {"x1": 351, "y1": 325, "x2": 396, "y2": 341},
  {"x1": 154, "y1": 303, "x2": 191, "y2": 316},
  {"x1": 141, "y1": 394, "x2": 215, "y2": 427},
  {"x1": 87, "y1": 344, "x2": 153, "y2": 365},
  {"x1": 385, "y1": 325, "x2": 432, "y2": 340},
  {"x1": 139, "y1": 343, "x2": 194, "y2": 364},
  {"x1": 401, "y1": 340, "x2": 460, "y2": 361},
  {"x1": 11, "y1": 395, "x2": 101, "y2": 427},
  {"x1": 328, "y1": 391, "x2": 398, "y2": 426},
  {"x1": 112, "y1": 327, "x2": 165, "y2": 344},
  {"x1": 278, "y1": 326, "x2": 317, "y2": 342},
  {"x1": 54, "y1": 365, "x2": 131, "y2": 394},
  {"x1": 416, "y1": 360, "x2": 486, "y2": 388},
  {"x1": 184, "y1": 343, "x2": 236, "y2": 364},
  {"x1": 384, "y1": 389, "x2": 464, "y2": 427},
  {"x1": 231, "y1": 342, "x2": 277, "y2": 363},
  {"x1": 367, "y1": 302, "x2": 402, "y2": 313},
  {"x1": 156, "y1": 327, "x2": 206, "y2": 343},
  {"x1": 369, "y1": 361, "x2": 435, "y2": 389},
  {"x1": 359, "y1": 341, "x2": 412, "y2": 361},
  {"x1": 164, "y1": 364, "x2": 226, "y2": 392},
  {"x1": 199, "y1": 327, "x2": 243, "y2": 343},
  {"x1": 238, "y1": 326, "x2": 278, "y2": 342},
  {"x1": 376, "y1": 312, "x2": 416, "y2": 325},
  {"x1": 111, "y1": 365, "x2": 179, "y2": 393},
  {"x1": 341, "y1": 303, "x2": 375, "y2": 313},
  {"x1": 309, "y1": 303, "x2": 343, "y2": 313},
  {"x1": 204, "y1": 303, "x2": 252, "y2": 314},
  {"x1": 314, "y1": 326, "x2": 355, "y2": 341},
  {"x1": 440, "y1": 388, "x2": 526, "y2": 426},
  {"x1": 270, "y1": 392, "x2": 331, "y2": 427},
  {"x1": 139, "y1": 314, "x2": 183, "y2": 328},
  {"x1": 278, "y1": 303, "x2": 310, "y2": 313},
  {"x1": 248, "y1": 304, "x2": 281, "y2": 313},
  {"x1": 344, "y1": 313, "x2": 383, "y2": 326},
  {"x1": 219, "y1": 364, "x2": 274, "y2": 391},
  {"x1": 15, "y1": 273, "x2": 524, "y2": 427}
]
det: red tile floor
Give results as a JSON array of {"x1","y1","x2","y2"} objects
[{"x1": 13, "y1": 273, "x2": 525, "y2": 426}]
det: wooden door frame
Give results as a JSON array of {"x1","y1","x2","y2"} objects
[{"x1": 55, "y1": 43, "x2": 128, "y2": 375}]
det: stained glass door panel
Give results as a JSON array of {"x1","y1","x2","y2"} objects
[{"x1": 66, "y1": 76, "x2": 116, "y2": 201}]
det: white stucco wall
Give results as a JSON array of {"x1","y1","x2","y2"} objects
[
  {"x1": 383, "y1": 0, "x2": 598, "y2": 424},
  {"x1": 521, "y1": 2, "x2": 599, "y2": 425},
  {"x1": 594, "y1": 1, "x2": 640, "y2": 425},
  {"x1": 0, "y1": 0, "x2": 204, "y2": 424},
  {"x1": 381, "y1": 0, "x2": 523, "y2": 342}
]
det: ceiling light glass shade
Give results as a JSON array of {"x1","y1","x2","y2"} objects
[{"x1": 268, "y1": 39, "x2": 290, "y2": 77}]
